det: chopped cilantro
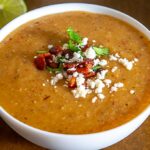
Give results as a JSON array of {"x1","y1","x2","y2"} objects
[
  {"x1": 57, "y1": 56, "x2": 66, "y2": 62},
  {"x1": 68, "y1": 40, "x2": 81, "y2": 52},
  {"x1": 93, "y1": 47, "x2": 109, "y2": 56},
  {"x1": 36, "y1": 50, "x2": 48, "y2": 54},
  {"x1": 67, "y1": 27, "x2": 81, "y2": 43},
  {"x1": 47, "y1": 64, "x2": 62, "y2": 73},
  {"x1": 92, "y1": 65, "x2": 101, "y2": 71}
]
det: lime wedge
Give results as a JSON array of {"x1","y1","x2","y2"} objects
[{"x1": 0, "y1": 0, "x2": 27, "y2": 28}]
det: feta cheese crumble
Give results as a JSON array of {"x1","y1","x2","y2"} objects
[
  {"x1": 130, "y1": 89, "x2": 135, "y2": 94},
  {"x1": 50, "y1": 73, "x2": 63, "y2": 86},
  {"x1": 104, "y1": 79, "x2": 112, "y2": 88},
  {"x1": 84, "y1": 46, "x2": 96, "y2": 59},
  {"x1": 92, "y1": 97, "x2": 97, "y2": 103},
  {"x1": 111, "y1": 66, "x2": 118, "y2": 72},
  {"x1": 118, "y1": 58, "x2": 134, "y2": 70},
  {"x1": 110, "y1": 82, "x2": 124, "y2": 93},
  {"x1": 81, "y1": 37, "x2": 88, "y2": 46},
  {"x1": 99, "y1": 59, "x2": 107, "y2": 66},
  {"x1": 98, "y1": 93, "x2": 105, "y2": 100},
  {"x1": 62, "y1": 43, "x2": 68, "y2": 50},
  {"x1": 48, "y1": 44, "x2": 53, "y2": 49},
  {"x1": 97, "y1": 70, "x2": 108, "y2": 80}
]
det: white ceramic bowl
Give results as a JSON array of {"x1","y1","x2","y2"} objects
[{"x1": 0, "y1": 3, "x2": 150, "y2": 150}]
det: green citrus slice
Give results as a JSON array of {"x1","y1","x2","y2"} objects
[{"x1": 0, "y1": 0, "x2": 27, "y2": 28}]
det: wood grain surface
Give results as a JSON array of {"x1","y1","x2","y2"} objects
[{"x1": 0, "y1": 0, "x2": 150, "y2": 149}]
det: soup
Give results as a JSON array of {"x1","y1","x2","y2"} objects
[{"x1": 0, "y1": 11, "x2": 150, "y2": 134}]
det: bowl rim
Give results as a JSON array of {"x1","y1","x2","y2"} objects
[{"x1": 0, "y1": 3, "x2": 150, "y2": 137}]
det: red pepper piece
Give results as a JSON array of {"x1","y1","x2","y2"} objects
[
  {"x1": 48, "y1": 62, "x2": 59, "y2": 68},
  {"x1": 34, "y1": 55, "x2": 46, "y2": 70},
  {"x1": 84, "y1": 72, "x2": 96, "y2": 78},
  {"x1": 68, "y1": 77, "x2": 76, "y2": 88},
  {"x1": 77, "y1": 67, "x2": 89, "y2": 74},
  {"x1": 62, "y1": 50, "x2": 73, "y2": 59},
  {"x1": 49, "y1": 46, "x2": 62, "y2": 55},
  {"x1": 63, "y1": 63, "x2": 77, "y2": 69},
  {"x1": 81, "y1": 44, "x2": 89, "y2": 52},
  {"x1": 43, "y1": 53, "x2": 51, "y2": 58}
]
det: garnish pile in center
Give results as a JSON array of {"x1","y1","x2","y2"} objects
[{"x1": 34, "y1": 27, "x2": 138, "y2": 101}]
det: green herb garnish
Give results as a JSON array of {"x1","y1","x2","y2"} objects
[
  {"x1": 67, "y1": 27, "x2": 81, "y2": 43},
  {"x1": 68, "y1": 40, "x2": 81, "y2": 52},
  {"x1": 47, "y1": 66, "x2": 62, "y2": 73},
  {"x1": 57, "y1": 56, "x2": 66, "y2": 62},
  {"x1": 93, "y1": 47, "x2": 109, "y2": 56},
  {"x1": 36, "y1": 50, "x2": 48, "y2": 54},
  {"x1": 92, "y1": 65, "x2": 101, "y2": 71}
]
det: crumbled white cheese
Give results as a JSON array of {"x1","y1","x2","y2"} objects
[
  {"x1": 56, "y1": 73, "x2": 63, "y2": 80},
  {"x1": 48, "y1": 44, "x2": 53, "y2": 49},
  {"x1": 73, "y1": 72, "x2": 79, "y2": 77},
  {"x1": 111, "y1": 66, "x2": 118, "y2": 72},
  {"x1": 84, "y1": 46, "x2": 96, "y2": 59},
  {"x1": 110, "y1": 53, "x2": 138, "y2": 70},
  {"x1": 104, "y1": 79, "x2": 112, "y2": 88},
  {"x1": 62, "y1": 43, "x2": 68, "y2": 50},
  {"x1": 76, "y1": 73, "x2": 85, "y2": 86},
  {"x1": 97, "y1": 93, "x2": 105, "y2": 100},
  {"x1": 95, "y1": 79, "x2": 105, "y2": 94},
  {"x1": 118, "y1": 58, "x2": 134, "y2": 70},
  {"x1": 134, "y1": 58, "x2": 139, "y2": 62},
  {"x1": 109, "y1": 54, "x2": 118, "y2": 61},
  {"x1": 92, "y1": 96, "x2": 97, "y2": 103},
  {"x1": 130, "y1": 89, "x2": 135, "y2": 94},
  {"x1": 110, "y1": 86, "x2": 118, "y2": 92},
  {"x1": 99, "y1": 59, "x2": 107, "y2": 66},
  {"x1": 42, "y1": 83, "x2": 46, "y2": 86},
  {"x1": 94, "y1": 59, "x2": 100, "y2": 66},
  {"x1": 115, "y1": 53, "x2": 120, "y2": 58},
  {"x1": 50, "y1": 73, "x2": 63, "y2": 85},
  {"x1": 110, "y1": 82, "x2": 124, "y2": 93},
  {"x1": 114, "y1": 82, "x2": 124, "y2": 88},
  {"x1": 81, "y1": 37, "x2": 88, "y2": 46},
  {"x1": 97, "y1": 70, "x2": 108, "y2": 80},
  {"x1": 69, "y1": 52, "x2": 83, "y2": 62},
  {"x1": 72, "y1": 85, "x2": 91, "y2": 98},
  {"x1": 65, "y1": 54, "x2": 69, "y2": 59},
  {"x1": 52, "y1": 55, "x2": 58, "y2": 63},
  {"x1": 87, "y1": 79, "x2": 96, "y2": 89},
  {"x1": 92, "y1": 40, "x2": 96, "y2": 43}
]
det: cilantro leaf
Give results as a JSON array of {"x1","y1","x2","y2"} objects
[
  {"x1": 57, "y1": 56, "x2": 66, "y2": 63},
  {"x1": 36, "y1": 50, "x2": 48, "y2": 54},
  {"x1": 93, "y1": 47, "x2": 109, "y2": 56},
  {"x1": 68, "y1": 40, "x2": 81, "y2": 52},
  {"x1": 67, "y1": 27, "x2": 81, "y2": 43},
  {"x1": 47, "y1": 64, "x2": 62, "y2": 73},
  {"x1": 93, "y1": 65, "x2": 101, "y2": 71}
]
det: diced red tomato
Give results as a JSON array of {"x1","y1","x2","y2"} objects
[{"x1": 49, "y1": 46, "x2": 62, "y2": 55}]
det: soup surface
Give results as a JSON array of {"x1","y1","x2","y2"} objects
[{"x1": 0, "y1": 12, "x2": 150, "y2": 134}]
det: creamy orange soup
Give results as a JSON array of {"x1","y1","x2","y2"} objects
[{"x1": 0, "y1": 12, "x2": 150, "y2": 134}]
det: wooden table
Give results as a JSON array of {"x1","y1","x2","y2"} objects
[{"x1": 0, "y1": 0, "x2": 150, "y2": 149}]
